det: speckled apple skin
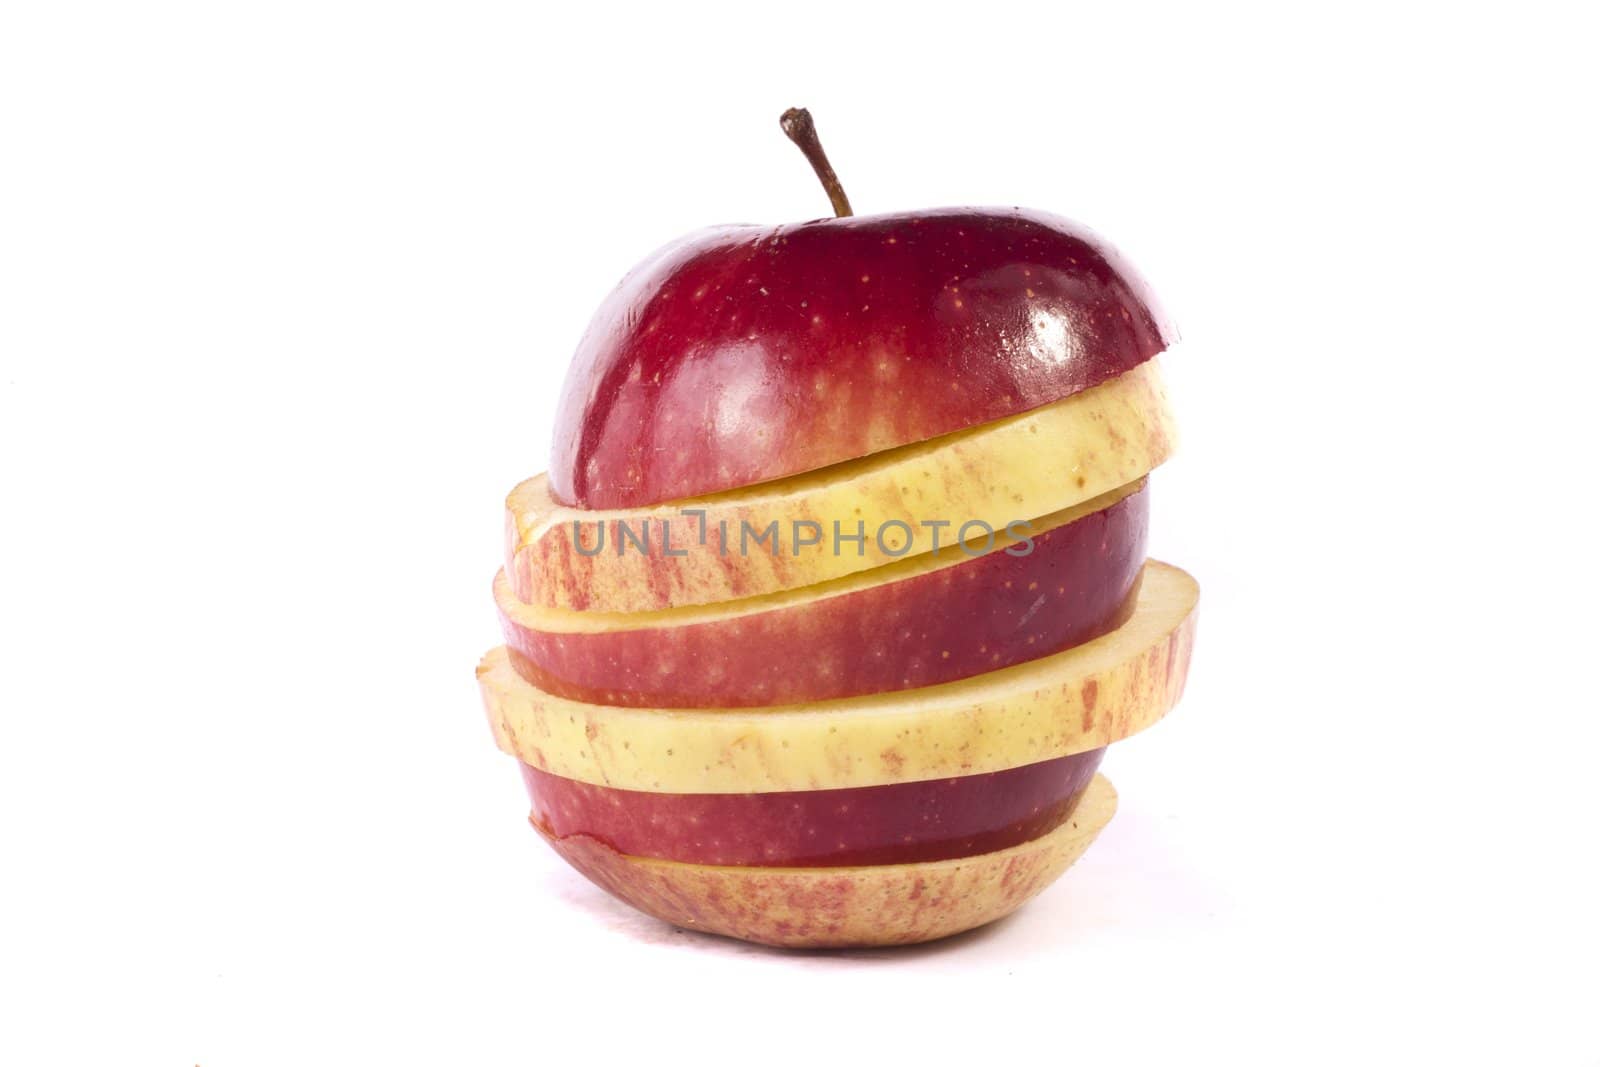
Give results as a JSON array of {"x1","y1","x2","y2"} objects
[
  {"x1": 550, "y1": 208, "x2": 1173, "y2": 510},
  {"x1": 533, "y1": 774, "x2": 1118, "y2": 948},
  {"x1": 521, "y1": 748, "x2": 1103, "y2": 867},
  {"x1": 500, "y1": 484, "x2": 1147, "y2": 707}
]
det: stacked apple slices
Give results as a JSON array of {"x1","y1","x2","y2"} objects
[
  {"x1": 477, "y1": 204, "x2": 1198, "y2": 947},
  {"x1": 479, "y1": 363, "x2": 1195, "y2": 946}
]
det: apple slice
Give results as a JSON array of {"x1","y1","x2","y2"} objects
[
  {"x1": 507, "y1": 359, "x2": 1174, "y2": 611},
  {"x1": 522, "y1": 748, "x2": 1103, "y2": 867},
  {"x1": 498, "y1": 480, "x2": 1147, "y2": 707},
  {"x1": 535, "y1": 773, "x2": 1118, "y2": 948},
  {"x1": 478, "y1": 560, "x2": 1197, "y2": 793},
  {"x1": 550, "y1": 207, "x2": 1173, "y2": 511}
]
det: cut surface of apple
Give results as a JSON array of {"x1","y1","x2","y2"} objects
[
  {"x1": 535, "y1": 772, "x2": 1118, "y2": 948},
  {"x1": 523, "y1": 747, "x2": 1103, "y2": 867},
  {"x1": 549, "y1": 208, "x2": 1173, "y2": 511},
  {"x1": 508, "y1": 359, "x2": 1174, "y2": 612},
  {"x1": 498, "y1": 480, "x2": 1147, "y2": 707},
  {"x1": 479, "y1": 560, "x2": 1197, "y2": 793}
]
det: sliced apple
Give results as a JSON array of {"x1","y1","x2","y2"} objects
[
  {"x1": 479, "y1": 560, "x2": 1197, "y2": 793},
  {"x1": 498, "y1": 480, "x2": 1146, "y2": 707},
  {"x1": 535, "y1": 773, "x2": 1118, "y2": 948},
  {"x1": 507, "y1": 359, "x2": 1174, "y2": 611},
  {"x1": 522, "y1": 748, "x2": 1103, "y2": 867}
]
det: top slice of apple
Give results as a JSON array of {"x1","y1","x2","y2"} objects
[{"x1": 550, "y1": 207, "x2": 1174, "y2": 510}]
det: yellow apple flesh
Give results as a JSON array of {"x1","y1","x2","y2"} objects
[
  {"x1": 478, "y1": 560, "x2": 1197, "y2": 793},
  {"x1": 506, "y1": 360, "x2": 1175, "y2": 611}
]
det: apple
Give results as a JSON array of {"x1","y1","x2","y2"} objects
[
  {"x1": 534, "y1": 772, "x2": 1118, "y2": 948},
  {"x1": 498, "y1": 480, "x2": 1147, "y2": 707},
  {"x1": 508, "y1": 358, "x2": 1174, "y2": 611},
  {"x1": 479, "y1": 111, "x2": 1198, "y2": 948},
  {"x1": 549, "y1": 113, "x2": 1172, "y2": 511},
  {"x1": 522, "y1": 747, "x2": 1103, "y2": 867},
  {"x1": 478, "y1": 560, "x2": 1197, "y2": 794}
]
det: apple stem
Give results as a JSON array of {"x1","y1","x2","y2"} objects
[{"x1": 780, "y1": 108, "x2": 853, "y2": 218}]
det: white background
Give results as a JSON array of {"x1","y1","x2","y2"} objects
[{"x1": 3, "y1": 2, "x2": 1597, "y2": 1064}]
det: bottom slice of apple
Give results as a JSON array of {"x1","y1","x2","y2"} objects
[
  {"x1": 522, "y1": 748, "x2": 1104, "y2": 867},
  {"x1": 534, "y1": 774, "x2": 1118, "y2": 949}
]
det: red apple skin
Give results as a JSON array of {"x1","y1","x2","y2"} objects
[
  {"x1": 501, "y1": 483, "x2": 1148, "y2": 708},
  {"x1": 549, "y1": 208, "x2": 1174, "y2": 509},
  {"x1": 523, "y1": 748, "x2": 1104, "y2": 867},
  {"x1": 531, "y1": 775, "x2": 1118, "y2": 949}
]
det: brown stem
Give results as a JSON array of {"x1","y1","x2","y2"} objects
[{"x1": 779, "y1": 107, "x2": 853, "y2": 218}]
